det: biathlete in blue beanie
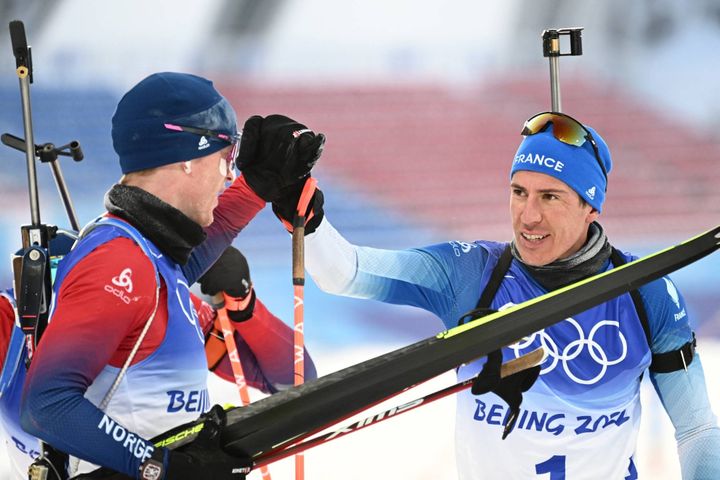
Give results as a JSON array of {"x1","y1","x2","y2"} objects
[
  {"x1": 0, "y1": 245, "x2": 315, "y2": 479},
  {"x1": 265, "y1": 111, "x2": 720, "y2": 479},
  {"x1": 19, "y1": 72, "x2": 324, "y2": 480}
]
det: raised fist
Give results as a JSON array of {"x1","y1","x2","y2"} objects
[{"x1": 236, "y1": 114, "x2": 325, "y2": 202}]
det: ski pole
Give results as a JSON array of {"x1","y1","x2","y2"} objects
[
  {"x1": 216, "y1": 299, "x2": 273, "y2": 480},
  {"x1": 291, "y1": 176, "x2": 317, "y2": 480},
  {"x1": 542, "y1": 27, "x2": 583, "y2": 113},
  {"x1": 255, "y1": 347, "x2": 544, "y2": 467}
]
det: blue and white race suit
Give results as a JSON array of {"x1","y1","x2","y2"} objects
[{"x1": 305, "y1": 219, "x2": 720, "y2": 479}]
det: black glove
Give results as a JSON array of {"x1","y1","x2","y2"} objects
[
  {"x1": 237, "y1": 114, "x2": 325, "y2": 202},
  {"x1": 140, "y1": 405, "x2": 251, "y2": 480},
  {"x1": 271, "y1": 180, "x2": 325, "y2": 235},
  {"x1": 471, "y1": 350, "x2": 541, "y2": 440},
  {"x1": 198, "y1": 247, "x2": 255, "y2": 322}
]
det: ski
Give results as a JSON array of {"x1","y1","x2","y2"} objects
[
  {"x1": 151, "y1": 225, "x2": 719, "y2": 461},
  {"x1": 253, "y1": 347, "x2": 544, "y2": 467}
]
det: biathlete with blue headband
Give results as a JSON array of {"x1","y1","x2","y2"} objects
[
  {"x1": 267, "y1": 111, "x2": 720, "y2": 479},
  {"x1": 17, "y1": 72, "x2": 324, "y2": 480}
]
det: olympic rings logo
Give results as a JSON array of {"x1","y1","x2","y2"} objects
[{"x1": 502, "y1": 305, "x2": 628, "y2": 385}]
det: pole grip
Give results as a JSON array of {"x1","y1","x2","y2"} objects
[
  {"x1": 291, "y1": 177, "x2": 318, "y2": 284},
  {"x1": 292, "y1": 224, "x2": 305, "y2": 284}
]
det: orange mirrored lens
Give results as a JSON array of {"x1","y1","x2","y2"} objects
[
  {"x1": 522, "y1": 113, "x2": 587, "y2": 147},
  {"x1": 521, "y1": 112, "x2": 607, "y2": 182}
]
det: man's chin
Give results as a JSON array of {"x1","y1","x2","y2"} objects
[
  {"x1": 516, "y1": 248, "x2": 551, "y2": 267},
  {"x1": 191, "y1": 211, "x2": 213, "y2": 228}
]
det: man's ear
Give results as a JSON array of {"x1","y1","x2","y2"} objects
[{"x1": 586, "y1": 207, "x2": 600, "y2": 224}]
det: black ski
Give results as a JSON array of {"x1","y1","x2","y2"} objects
[{"x1": 154, "y1": 225, "x2": 719, "y2": 461}]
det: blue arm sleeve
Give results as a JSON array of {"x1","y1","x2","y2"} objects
[
  {"x1": 182, "y1": 217, "x2": 240, "y2": 285},
  {"x1": 21, "y1": 386, "x2": 157, "y2": 476},
  {"x1": 342, "y1": 241, "x2": 490, "y2": 328},
  {"x1": 651, "y1": 357, "x2": 720, "y2": 479},
  {"x1": 641, "y1": 276, "x2": 720, "y2": 478},
  {"x1": 182, "y1": 177, "x2": 265, "y2": 284}
]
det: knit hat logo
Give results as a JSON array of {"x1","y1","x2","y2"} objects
[
  {"x1": 585, "y1": 186, "x2": 596, "y2": 200},
  {"x1": 198, "y1": 135, "x2": 210, "y2": 150}
]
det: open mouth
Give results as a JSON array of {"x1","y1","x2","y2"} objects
[{"x1": 521, "y1": 232, "x2": 549, "y2": 242}]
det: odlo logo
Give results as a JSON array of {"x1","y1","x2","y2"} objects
[{"x1": 104, "y1": 267, "x2": 133, "y2": 304}]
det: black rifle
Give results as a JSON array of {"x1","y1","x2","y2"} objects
[{"x1": 5, "y1": 19, "x2": 84, "y2": 480}]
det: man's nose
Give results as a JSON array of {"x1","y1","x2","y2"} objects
[{"x1": 520, "y1": 197, "x2": 542, "y2": 225}]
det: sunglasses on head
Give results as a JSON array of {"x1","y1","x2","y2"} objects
[
  {"x1": 521, "y1": 112, "x2": 607, "y2": 181},
  {"x1": 164, "y1": 123, "x2": 241, "y2": 164}
]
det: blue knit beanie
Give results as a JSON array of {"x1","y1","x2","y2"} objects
[
  {"x1": 510, "y1": 123, "x2": 612, "y2": 212},
  {"x1": 112, "y1": 72, "x2": 238, "y2": 174}
]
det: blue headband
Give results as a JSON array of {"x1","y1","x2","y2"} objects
[
  {"x1": 510, "y1": 124, "x2": 612, "y2": 212},
  {"x1": 112, "y1": 72, "x2": 238, "y2": 174}
]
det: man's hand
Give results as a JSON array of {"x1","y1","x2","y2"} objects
[
  {"x1": 141, "y1": 405, "x2": 252, "y2": 480},
  {"x1": 471, "y1": 349, "x2": 542, "y2": 440},
  {"x1": 271, "y1": 180, "x2": 325, "y2": 235},
  {"x1": 237, "y1": 114, "x2": 325, "y2": 202},
  {"x1": 198, "y1": 247, "x2": 255, "y2": 322}
]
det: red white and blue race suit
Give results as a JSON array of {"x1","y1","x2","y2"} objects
[{"x1": 15, "y1": 177, "x2": 315, "y2": 478}]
